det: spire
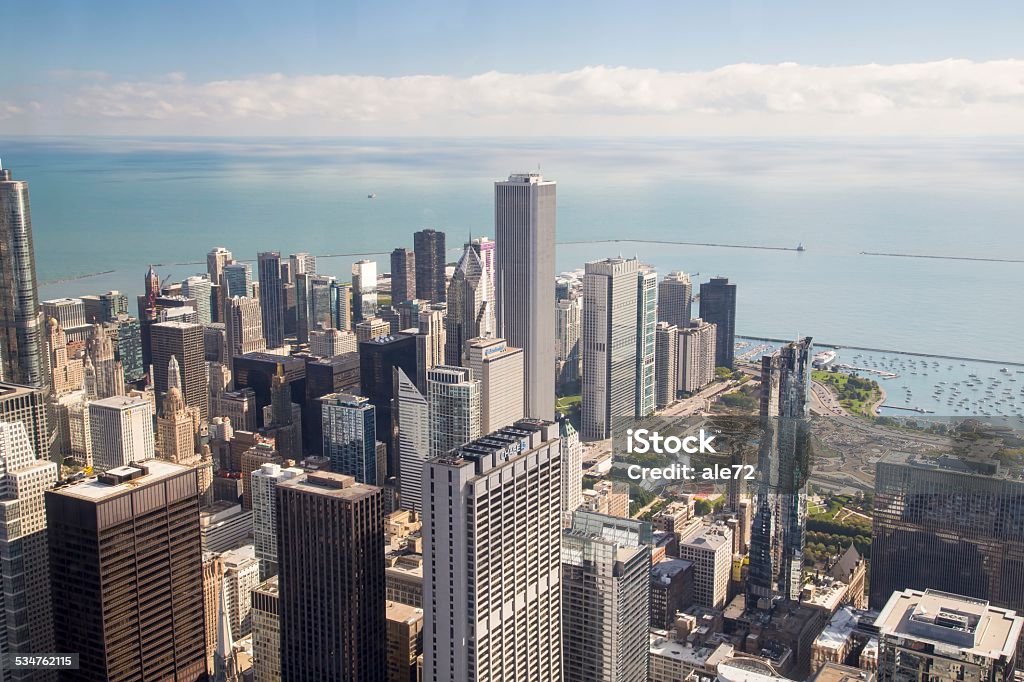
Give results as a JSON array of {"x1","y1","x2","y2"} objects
[
  {"x1": 167, "y1": 355, "x2": 182, "y2": 393},
  {"x1": 213, "y1": 583, "x2": 239, "y2": 682}
]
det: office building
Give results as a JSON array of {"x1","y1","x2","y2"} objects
[
  {"x1": 152, "y1": 320, "x2": 208, "y2": 419},
  {"x1": 309, "y1": 325, "x2": 357, "y2": 357},
  {"x1": 265, "y1": 363, "x2": 301, "y2": 459},
  {"x1": 494, "y1": 173, "x2": 556, "y2": 420},
  {"x1": 222, "y1": 262, "x2": 252, "y2": 299},
  {"x1": 636, "y1": 267, "x2": 657, "y2": 419},
  {"x1": 468, "y1": 236, "x2": 496, "y2": 295},
  {"x1": 0, "y1": 384, "x2": 48, "y2": 470},
  {"x1": 277, "y1": 471, "x2": 385, "y2": 681},
  {"x1": 870, "y1": 452, "x2": 1024, "y2": 617},
  {"x1": 427, "y1": 365, "x2": 481, "y2": 459},
  {"x1": 424, "y1": 420, "x2": 562, "y2": 682},
  {"x1": 465, "y1": 337, "x2": 524, "y2": 434},
  {"x1": 444, "y1": 243, "x2": 493, "y2": 365},
  {"x1": 89, "y1": 395, "x2": 154, "y2": 472},
  {"x1": 181, "y1": 275, "x2": 213, "y2": 325},
  {"x1": 582, "y1": 257, "x2": 640, "y2": 441},
  {"x1": 359, "y1": 332, "x2": 417, "y2": 477},
  {"x1": 748, "y1": 337, "x2": 813, "y2": 607},
  {"x1": 658, "y1": 271, "x2": 693, "y2": 329},
  {"x1": 225, "y1": 296, "x2": 267, "y2": 361},
  {"x1": 650, "y1": 558, "x2": 695, "y2": 629},
  {"x1": 699, "y1": 277, "x2": 737, "y2": 369},
  {"x1": 395, "y1": 368, "x2": 429, "y2": 512},
  {"x1": 559, "y1": 417, "x2": 583, "y2": 517},
  {"x1": 562, "y1": 519, "x2": 651, "y2": 682},
  {"x1": 875, "y1": 589, "x2": 1022, "y2": 682},
  {"x1": 556, "y1": 297, "x2": 582, "y2": 389},
  {"x1": 295, "y1": 272, "x2": 336, "y2": 343},
  {"x1": 0, "y1": 166, "x2": 45, "y2": 388},
  {"x1": 200, "y1": 553, "x2": 224, "y2": 676},
  {"x1": 356, "y1": 316, "x2": 391, "y2": 343},
  {"x1": 156, "y1": 364, "x2": 199, "y2": 463},
  {"x1": 232, "y1": 352, "x2": 306, "y2": 428},
  {"x1": 47, "y1": 461, "x2": 206, "y2": 681},
  {"x1": 0, "y1": 422, "x2": 58, "y2": 681},
  {"x1": 251, "y1": 462, "x2": 303, "y2": 578},
  {"x1": 80, "y1": 290, "x2": 129, "y2": 325},
  {"x1": 115, "y1": 314, "x2": 145, "y2": 385},
  {"x1": 288, "y1": 252, "x2": 315, "y2": 283},
  {"x1": 200, "y1": 501, "x2": 253, "y2": 553},
  {"x1": 678, "y1": 318, "x2": 717, "y2": 394},
  {"x1": 390, "y1": 247, "x2": 416, "y2": 304},
  {"x1": 251, "y1": 576, "x2": 280, "y2": 682},
  {"x1": 413, "y1": 229, "x2": 446, "y2": 302},
  {"x1": 257, "y1": 251, "x2": 286, "y2": 349},
  {"x1": 322, "y1": 393, "x2": 378, "y2": 485},
  {"x1": 352, "y1": 259, "x2": 378, "y2": 323},
  {"x1": 42, "y1": 297, "x2": 85, "y2": 331},
  {"x1": 45, "y1": 317, "x2": 84, "y2": 397},
  {"x1": 415, "y1": 303, "x2": 446, "y2": 393},
  {"x1": 655, "y1": 322, "x2": 679, "y2": 408},
  {"x1": 678, "y1": 523, "x2": 733, "y2": 609},
  {"x1": 386, "y1": 601, "x2": 424, "y2": 682},
  {"x1": 83, "y1": 323, "x2": 125, "y2": 400},
  {"x1": 302, "y1": 353, "x2": 360, "y2": 453},
  {"x1": 221, "y1": 544, "x2": 261, "y2": 639}
]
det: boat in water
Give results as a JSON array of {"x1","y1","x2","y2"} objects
[{"x1": 812, "y1": 350, "x2": 837, "y2": 368}]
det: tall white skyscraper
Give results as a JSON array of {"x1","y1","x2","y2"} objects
[
  {"x1": 181, "y1": 275, "x2": 213, "y2": 325},
  {"x1": 559, "y1": 418, "x2": 583, "y2": 519},
  {"x1": 655, "y1": 322, "x2": 679, "y2": 408},
  {"x1": 582, "y1": 257, "x2": 640, "y2": 441},
  {"x1": 395, "y1": 368, "x2": 429, "y2": 512},
  {"x1": 221, "y1": 544, "x2": 261, "y2": 639},
  {"x1": 494, "y1": 173, "x2": 556, "y2": 421},
  {"x1": 427, "y1": 366, "x2": 481, "y2": 460},
  {"x1": 251, "y1": 462, "x2": 303, "y2": 578},
  {"x1": 424, "y1": 420, "x2": 562, "y2": 682},
  {"x1": 415, "y1": 304, "x2": 446, "y2": 393},
  {"x1": 636, "y1": 267, "x2": 657, "y2": 419},
  {"x1": 465, "y1": 337, "x2": 524, "y2": 434},
  {"x1": 678, "y1": 318, "x2": 717, "y2": 394},
  {"x1": 89, "y1": 395, "x2": 154, "y2": 472},
  {"x1": 0, "y1": 421, "x2": 59, "y2": 678},
  {"x1": 351, "y1": 259, "x2": 378, "y2": 323},
  {"x1": 444, "y1": 244, "x2": 493, "y2": 366},
  {"x1": 288, "y1": 253, "x2": 316, "y2": 284},
  {"x1": 555, "y1": 297, "x2": 582, "y2": 388}
]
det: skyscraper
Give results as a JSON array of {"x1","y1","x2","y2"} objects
[
  {"x1": 678, "y1": 318, "x2": 717, "y2": 394},
  {"x1": 295, "y1": 272, "x2": 338, "y2": 343},
  {"x1": 257, "y1": 251, "x2": 286, "y2": 349},
  {"x1": 562, "y1": 514, "x2": 651, "y2": 682},
  {"x1": 494, "y1": 173, "x2": 556, "y2": 420},
  {"x1": 870, "y1": 451, "x2": 1024, "y2": 618},
  {"x1": 465, "y1": 337, "x2": 524, "y2": 434},
  {"x1": 83, "y1": 323, "x2": 125, "y2": 400},
  {"x1": 351, "y1": 259, "x2": 379, "y2": 324},
  {"x1": 181, "y1": 275, "x2": 213, "y2": 325},
  {"x1": 152, "y1": 320, "x2": 208, "y2": 420},
  {"x1": 469, "y1": 235, "x2": 496, "y2": 296},
  {"x1": 427, "y1": 365, "x2": 481, "y2": 460},
  {"x1": 698, "y1": 277, "x2": 737, "y2": 369},
  {"x1": 559, "y1": 417, "x2": 583, "y2": 517},
  {"x1": 288, "y1": 252, "x2": 316, "y2": 284},
  {"x1": 225, "y1": 296, "x2": 267, "y2": 361},
  {"x1": 89, "y1": 395, "x2": 154, "y2": 472},
  {"x1": 395, "y1": 368, "x2": 429, "y2": 512},
  {"x1": 582, "y1": 257, "x2": 640, "y2": 441},
  {"x1": 390, "y1": 247, "x2": 416, "y2": 304},
  {"x1": 655, "y1": 322, "x2": 679, "y2": 408},
  {"x1": 0, "y1": 421, "x2": 58, "y2": 681},
  {"x1": 636, "y1": 267, "x2": 658, "y2": 419},
  {"x1": 47, "y1": 461, "x2": 207, "y2": 681},
  {"x1": 322, "y1": 393, "x2": 378, "y2": 485},
  {"x1": 747, "y1": 337, "x2": 812, "y2": 607},
  {"x1": 0, "y1": 165, "x2": 45, "y2": 388},
  {"x1": 424, "y1": 420, "x2": 562, "y2": 682},
  {"x1": 413, "y1": 229, "x2": 446, "y2": 302},
  {"x1": 156, "y1": 360, "x2": 199, "y2": 464},
  {"x1": 359, "y1": 333, "x2": 417, "y2": 477},
  {"x1": 444, "y1": 244, "x2": 493, "y2": 366},
  {"x1": 414, "y1": 304, "x2": 446, "y2": 393},
  {"x1": 556, "y1": 297, "x2": 582, "y2": 389},
  {"x1": 222, "y1": 262, "x2": 252, "y2": 299},
  {"x1": 658, "y1": 271, "x2": 692, "y2": 329},
  {"x1": 251, "y1": 462, "x2": 303, "y2": 578},
  {"x1": 207, "y1": 247, "x2": 233, "y2": 285},
  {"x1": 277, "y1": 471, "x2": 385, "y2": 682},
  {"x1": 251, "y1": 576, "x2": 280, "y2": 682},
  {"x1": 0, "y1": 383, "x2": 48, "y2": 467}
]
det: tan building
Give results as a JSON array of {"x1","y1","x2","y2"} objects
[
  {"x1": 386, "y1": 601, "x2": 424, "y2": 682},
  {"x1": 355, "y1": 316, "x2": 390, "y2": 343},
  {"x1": 678, "y1": 318, "x2": 717, "y2": 393},
  {"x1": 202, "y1": 552, "x2": 225, "y2": 676},
  {"x1": 465, "y1": 337, "x2": 524, "y2": 434},
  {"x1": 251, "y1": 575, "x2": 280, "y2": 682}
]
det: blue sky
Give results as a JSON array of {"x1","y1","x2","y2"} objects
[{"x1": 3, "y1": 1, "x2": 1024, "y2": 136}]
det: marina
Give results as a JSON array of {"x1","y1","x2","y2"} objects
[{"x1": 738, "y1": 336, "x2": 1024, "y2": 418}]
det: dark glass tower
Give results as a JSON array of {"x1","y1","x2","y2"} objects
[
  {"x1": 277, "y1": 471, "x2": 385, "y2": 681},
  {"x1": 0, "y1": 166, "x2": 45, "y2": 388},
  {"x1": 359, "y1": 333, "x2": 417, "y2": 477},
  {"x1": 258, "y1": 251, "x2": 285, "y2": 349},
  {"x1": 698, "y1": 276, "x2": 737, "y2": 369},
  {"x1": 747, "y1": 336, "x2": 812, "y2": 608},
  {"x1": 390, "y1": 247, "x2": 416, "y2": 304},
  {"x1": 413, "y1": 229, "x2": 446, "y2": 302}
]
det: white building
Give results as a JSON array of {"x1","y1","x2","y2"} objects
[
  {"x1": 250, "y1": 462, "x2": 303, "y2": 578},
  {"x1": 677, "y1": 522, "x2": 733, "y2": 609},
  {"x1": 220, "y1": 544, "x2": 261, "y2": 640},
  {"x1": 200, "y1": 501, "x2": 253, "y2": 554},
  {"x1": 424, "y1": 420, "x2": 562, "y2": 682},
  {"x1": 559, "y1": 418, "x2": 582, "y2": 519},
  {"x1": 396, "y1": 368, "x2": 429, "y2": 512},
  {"x1": 308, "y1": 326, "x2": 357, "y2": 357},
  {"x1": 636, "y1": 267, "x2": 658, "y2": 419},
  {"x1": 89, "y1": 395, "x2": 154, "y2": 472},
  {"x1": 678, "y1": 318, "x2": 717, "y2": 394},
  {"x1": 427, "y1": 366, "x2": 481, "y2": 460},
  {"x1": 465, "y1": 337, "x2": 524, "y2": 434},
  {"x1": 655, "y1": 322, "x2": 679, "y2": 408}
]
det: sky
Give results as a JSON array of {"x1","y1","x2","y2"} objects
[{"x1": 3, "y1": 0, "x2": 1024, "y2": 136}]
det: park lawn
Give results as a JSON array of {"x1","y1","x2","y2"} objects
[{"x1": 813, "y1": 370, "x2": 882, "y2": 418}]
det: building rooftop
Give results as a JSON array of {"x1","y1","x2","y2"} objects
[
  {"x1": 152, "y1": 320, "x2": 201, "y2": 330},
  {"x1": 811, "y1": 662, "x2": 874, "y2": 682},
  {"x1": 881, "y1": 451, "x2": 1005, "y2": 479},
  {"x1": 275, "y1": 470, "x2": 379, "y2": 502},
  {"x1": 875, "y1": 588, "x2": 1023, "y2": 659},
  {"x1": 220, "y1": 544, "x2": 257, "y2": 567},
  {"x1": 814, "y1": 606, "x2": 859, "y2": 651},
  {"x1": 89, "y1": 394, "x2": 148, "y2": 410},
  {"x1": 649, "y1": 633, "x2": 734, "y2": 670},
  {"x1": 651, "y1": 558, "x2": 694, "y2": 585},
  {"x1": 254, "y1": 575, "x2": 279, "y2": 598},
  {"x1": 386, "y1": 601, "x2": 424, "y2": 625},
  {"x1": 50, "y1": 460, "x2": 190, "y2": 501}
]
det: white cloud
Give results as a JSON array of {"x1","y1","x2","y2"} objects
[{"x1": 12, "y1": 60, "x2": 1024, "y2": 135}]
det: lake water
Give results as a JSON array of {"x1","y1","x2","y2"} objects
[{"x1": 4, "y1": 136, "x2": 1021, "y2": 364}]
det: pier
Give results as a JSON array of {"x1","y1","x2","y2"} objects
[{"x1": 861, "y1": 251, "x2": 1024, "y2": 264}]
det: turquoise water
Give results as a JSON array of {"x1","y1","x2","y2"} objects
[{"x1": 5, "y1": 136, "x2": 1022, "y2": 362}]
